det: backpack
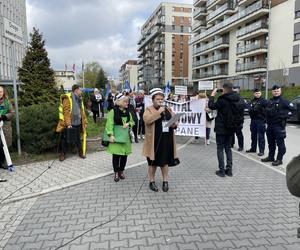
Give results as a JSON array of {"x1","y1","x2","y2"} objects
[{"x1": 224, "y1": 97, "x2": 244, "y2": 130}]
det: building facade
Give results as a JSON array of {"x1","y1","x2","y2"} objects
[
  {"x1": 54, "y1": 70, "x2": 76, "y2": 91},
  {"x1": 0, "y1": 0, "x2": 27, "y2": 80},
  {"x1": 137, "y1": 2, "x2": 193, "y2": 90},
  {"x1": 192, "y1": 0, "x2": 300, "y2": 90},
  {"x1": 119, "y1": 60, "x2": 138, "y2": 90}
]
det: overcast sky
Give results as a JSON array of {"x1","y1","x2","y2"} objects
[{"x1": 26, "y1": 0, "x2": 192, "y2": 77}]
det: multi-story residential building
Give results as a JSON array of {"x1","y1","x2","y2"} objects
[
  {"x1": 119, "y1": 60, "x2": 138, "y2": 90},
  {"x1": 0, "y1": 0, "x2": 27, "y2": 80},
  {"x1": 192, "y1": 0, "x2": 300, "y2": 89},
  {"x1": 137, "y1": 2, "x2": 193, "y2": 90}
]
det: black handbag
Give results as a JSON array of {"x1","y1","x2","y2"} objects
[
  {"x1": 101, "y1": 131, "x2": 109, "y2": 147},
  {"x1": 65, "y1": 127, "x2": 80, "y2": 144}
]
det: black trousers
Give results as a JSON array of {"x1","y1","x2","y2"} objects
[
  {"x1": 58, "y1": 126, "x2": 82, "y2": 154},
  {"x1": 112, "y1": 154, "x2": 127, "y2": 173},
  {"x1": 231, "y1": 127, "x2": 244, "y2": 149},
  {"x1": 92, "y1": 111, "x2": 99, "y2": 123},
  {"x1": 216, "y1": 134, "x2": 233, "y2": 171}
]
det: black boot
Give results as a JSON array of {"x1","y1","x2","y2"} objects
[
  {"x1": 246, "y1": 149, "x2": 256, "y2": 153},
  {"x1": 261, "y1": 157, "x2": 275, "y2": 162},
  {"x1": 114, "y1": 172, "x2": 120, "y2": 182},
  {"x1": 162, "y1": 181, "x2": 169, "y2": 192},
  {"x1": 225, "y1": 169, "x2": 233, "y2": 177},
  {"x1": 215, "y1": 170, "x2": 225, "y2": 177},
  {"x1": 149, "y1": 182, "x2": 158, "y2": 192},
  {"x1": 272, "y1": 160, "x2": 283, "y2": 166}
]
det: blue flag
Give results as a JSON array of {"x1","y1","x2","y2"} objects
[
  {"x1": 164, "y1": 81, "x2": 171, "y2": 99},
  {"x1": 104, "y1": 82, "x2": 111, "y2": 109},
  {"x1": 125, "y1": 80, "x2": 131, "y2": 91}
]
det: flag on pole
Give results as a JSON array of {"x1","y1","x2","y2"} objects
[
  {"x1": 125, "y1": 80, "x2": 131, "y2": 91},
  {"x1": 72, "y1": 63, "x2": 76, "y2": 73},
  {"x1": 82, "y1": 61, "x2": 84, "y2": 71},
  {"x1": 164, "y1": 81, "x2": 171, "y2": 99},
  {"x1": 64, "y1": 63, "x2": 67, "y2": 71},
  {"x1": 104, "y1": 81, "x2": 111, "y2": 109}
]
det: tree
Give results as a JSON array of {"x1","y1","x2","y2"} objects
[
  {"x1": 77, "y1": 61, "x2": 108, "y2": 89},
  {"x1": 96, "y1": 67, "x2": 108, "y2": 90},
  {"x1": 18, "y1": 27, "x2": 58, "y2": 106}
]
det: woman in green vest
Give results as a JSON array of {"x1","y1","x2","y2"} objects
[
  {"x1": 105, "y1": 93, "x2": 134, "y2": 182},
  {"x1": 0, "y1": 86, "x2": 14, "y2": 175}
]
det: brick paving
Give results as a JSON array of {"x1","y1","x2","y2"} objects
[{"x1": 2, "y1": 141, "x2": 300, "y2": 249}]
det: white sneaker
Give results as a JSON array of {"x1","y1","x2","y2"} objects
[
  {"x1": 207, "y1": 140, "x2": 210, "y2": 145},
  {"x1": 142, "y1": 135, "x2": 145, "y2": 139},
  {"x1": 138, "y1": 135, "x2": 141, "y2": 140}
]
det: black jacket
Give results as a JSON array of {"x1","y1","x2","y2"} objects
[
  {"x1": 90, "y1": 94, "x2": 104, "y2": 112},
  {"x1": 249, "y1": 97, "x2": 267, "y2": 121},
  {"x1": 208, "y1": 92, "x2": 241, "y2": 135}
]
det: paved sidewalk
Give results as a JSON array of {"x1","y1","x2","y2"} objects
[
  {"x1": 2, "y1": 141, "x2": 300, "y2": 249},
  {"x1": 0, "y1": 138, "x2": 190, "y2": 248}
]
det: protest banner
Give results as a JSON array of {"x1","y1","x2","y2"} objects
[{"x1": 144, "y1": 96, "x2": 206, "y2": 137}]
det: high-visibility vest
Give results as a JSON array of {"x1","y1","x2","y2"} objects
[{"x1": 58, "y1": 93, "x2": 85, "y2": 121}]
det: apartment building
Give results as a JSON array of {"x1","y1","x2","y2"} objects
[
  {"x1": 0, "y1": 0, "x2": 27, "y2": 80},
  {"x1": 192, "y1": 0, "x2": 300, "y2": 89},
  {"x1": 137, "y1": 2, "x2": 193, "y2": 90},
  {"x1": 119, "y1": 60, "x2": 138, "y2": 90}
]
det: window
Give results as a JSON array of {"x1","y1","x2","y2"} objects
[
  {"x1": 293, "y1": 55, "x2": 299, "y2": 63},
  {"x1": 295, "y1": 33, "x2": 300, "y2": 41},
  {"x1": 172, "y1": 25, "x2": 175, "y2": 31},
  {"x1": 296, "y1": 11, "x2": 300, "y2": 18},
  {"x1": 172, "y1": 16, "x2": 175, "y2": 23},
  {"x1": 181, "y1": 26, "x2": 184, "y2": 32},
  {"x1": 180, "y1": 17, "x2": 184, "y2": 23}
]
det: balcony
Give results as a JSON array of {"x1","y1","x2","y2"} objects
[
  {"x1": 207, "y1": 1, "x2": 235, "y2": 23},
  {"x1": 194, "y1": 7, "x2": 207, "y2": 19},
  {"x1": 192, "y1": 20, "x2": 207, "y2": 32},
  {"x1": 194, "y1": 0, "x2": 269, "y2": 43},
  {"x1": 194, "y1": 0, "x2": 207, "y2": 7},
  {"x1": 236, "y1": 60, "x2": 267, "y2": 73},
  {"x1": 139, "y1": 26, "x2": 163, "y2": 49},
  {"x1": 193, "y1": 37, "x2": 229, "y2": 55},
  {"x1": 194, "y1": 69, "x2": 229, "y2": 79},
  {"x1": 237, "y1": 20, "x2": 268, "y2": 40},
  {"x1": 237, "y1": 41, "x2": 267, "y2": 56},
  {"x1": 193, "y1": 53, "x2": 229, "y2": 68},
  {"x1": 207, "y1": 0, "x2": 227, "y2": 10}
]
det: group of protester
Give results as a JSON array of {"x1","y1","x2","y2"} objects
[{"x1": 1, "y1": 82, "x2": 299, "y2": 196}]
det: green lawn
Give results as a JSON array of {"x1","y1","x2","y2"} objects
[{"x1": 86, "y1": 115, "x2": 106, "y2": 138}]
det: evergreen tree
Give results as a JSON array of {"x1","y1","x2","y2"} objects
[
  {"x1": 18, "y1": 27, "x2": 58, "y2": 106},
  {"x1": 96, "y1": 67, "x2": 108, "y2": 90}
]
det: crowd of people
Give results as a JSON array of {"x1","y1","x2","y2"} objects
[{"x1": 0, "y1": 82, "x2": 298, "y2": 194}]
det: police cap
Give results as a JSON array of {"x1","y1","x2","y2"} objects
[{"x1": 271, "y1": 85, "x2": 281, "y2": 90}]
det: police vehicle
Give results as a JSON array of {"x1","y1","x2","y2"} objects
[{"x1": 287, "y1": 95, "x2": 300, "y2": 123}]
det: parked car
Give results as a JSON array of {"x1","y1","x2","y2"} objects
[
  {"x1": 287, "y1": 95, "x2": 300, "y2": 123},
  {"x1": 244, "y1": 98, "x2": 251, "y2": 115}
]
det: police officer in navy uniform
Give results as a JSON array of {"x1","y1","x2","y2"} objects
[
  {"x1": 246, "y1": 89, "x2": 267, "y2": 156},
  {"x1": 261, "y1": 85, "x2": 295, "y2": 166},
  {"x1": 231, "y1": 86, "x2": 245, "y2": 151}
]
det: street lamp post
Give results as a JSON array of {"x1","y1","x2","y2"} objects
[{"x1": 265, "y1": 0, "x2": 272, "y2": 99}]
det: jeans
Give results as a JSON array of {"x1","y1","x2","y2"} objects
[{"x1": 216, "y1": 134, "x2": 233, "y2": 171}]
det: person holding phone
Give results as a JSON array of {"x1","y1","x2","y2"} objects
[{"x1": 143, "y1": 88, "x2": 180, "y2": 192}]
